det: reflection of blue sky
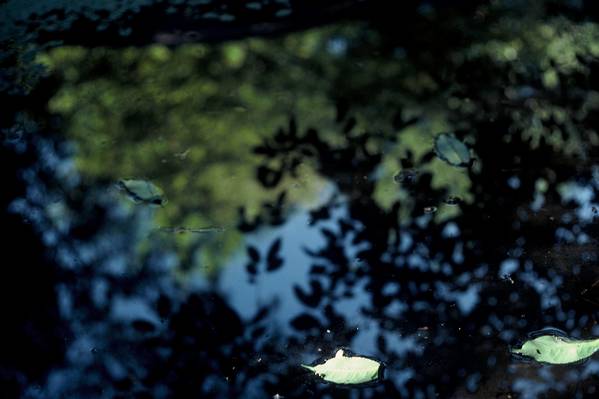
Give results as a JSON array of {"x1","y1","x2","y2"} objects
[
  {"x1": 499, "y1": 258, "x2": 519, "y2": 277},
  {"x1": 513, "y1": 357, "x2": 599, "y2": 399},
  {"x1": 219, "y1": 207, "x2": 324, "y2": 329},
  {"x1": 327, "y1": 37, "x2": 348, "y2": 56},
  {"x1": 558, "y1": 179, "x2": 598, "y2": 223},
  {"x1": 218, "y1": 185, "x2": 486, "y2": 390},
  {"x1": 218, "y1": 190, "x2": 424, "y2": 389},
  {"x1": 518, "y1": 261, "x2": 562, "y2": 310},
  {"x1": 10, "y1": 131, "x2": 599, "y2": 397}
]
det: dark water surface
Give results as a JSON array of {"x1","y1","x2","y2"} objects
[{"x1": 2, "y1": 1, "x2": 599, "y2": 398}]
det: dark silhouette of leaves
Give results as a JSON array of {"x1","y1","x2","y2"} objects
[
  {"x1": 131, "y1": 319, "x2": 156, "y2": 333},
  {"x1": 290, "y1": 313, "x2": 321, "y2": 331},
  {"x1": 266, "y1": 238, "x2": 284, "y2": 272},
  {"x1": 293, "y1": 280, "x2": 323, "y2": 308},
  {"x1": 257, "y1": 164, "x2": 283, "y2": 188},
  {"x1": 247, "y1": 245, "x2": 260, "y2": 263},
  {"x1": 342, "y1": 117, "x2": 356, "y2": 134}
]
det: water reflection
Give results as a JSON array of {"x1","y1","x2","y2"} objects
[{"x1": 3, "y1": 1, "x2": 599, "y2": 398}]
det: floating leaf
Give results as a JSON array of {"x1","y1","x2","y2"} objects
[
  {"x1": 301, "y1": 349, "x2": 384, "y2": 385},
  {"x1": 443, "y1": 195, "x2": 462, "y2": 205},
  {"x1": 433, "y1": 133, "x2": 471, "y2": 167},
  {"x1": 117, "y1": 179, "x2": 167, "y2": 206},
  {"x1": 511, "y1": 329, "x2": 599, "y2": 365},
  {"x1": 157, "y1": 226, "x2": 225, "y2": 234}
]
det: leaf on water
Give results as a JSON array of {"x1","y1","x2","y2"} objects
[
  {"x1": 443, "y1": 195, "x2": 462, "y2": 205},
  {"x1": 157, "y1": 226, "x2": 225, "y2": 234},
  {"x1": 511, "y1": 329, "x2": 599, "y2": 365},
  {"x1": 301, "y1": 349, "x2": 384, "y2": 385},
  {"x1": 433, "y1": 133, "x2": 471, "y2": 167},
  {"x1": 117, "y1": 179, "x2": 167, "y2": 206}
]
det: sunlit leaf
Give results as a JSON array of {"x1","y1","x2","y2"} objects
[
  {"x1": 511, "y1": 329, "x2": 599, "y2": 365},
  {"x1": 433, "y1": 133, "x2": 471, "y2": 167},
  {"x1": 301, "y1": 349, "x2": 384, "y2": 385}
]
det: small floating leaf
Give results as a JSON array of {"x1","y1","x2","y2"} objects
[
  {"x1": 433, "y1": 133, "x2": 471, "y2": 167},
  {"x1": 511, "y1": 329, "x2": 599, "y2": 365},
  {"x1": 117, "y1": 179, "x2": 167, "y2": 206},
  {"x1": 157, "y1": 226, "x2": 225, "y2": 234},
  {"x1": 443, "y1": 195, "x2": 462, "y2": 205},
  {"x1": 301, "y1": 349, "x2": 384, "y2": 385}
]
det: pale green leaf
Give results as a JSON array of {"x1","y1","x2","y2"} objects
[
  {"x1": 512, "y1": 332, "x2": 599, "y2": 365},
  {"x1": 301, "y1": 349, "x2": 383, "y2": 385}
]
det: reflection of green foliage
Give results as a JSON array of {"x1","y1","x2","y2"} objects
[
  {"x1": 37, "y1": 5, "x2": 599, "y2": 273},
  {"x1": 38, "y1": 41, "x2": 335, "y2": 275}
]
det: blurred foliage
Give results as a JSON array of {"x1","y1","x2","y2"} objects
[
  {"x1": 37, "y1": 2, "x2": 599, "y2": 274},
  {"x1": 38, "y1": 40, "x2": 343, "y2": 275}
]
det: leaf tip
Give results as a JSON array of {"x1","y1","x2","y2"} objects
[{"x1": 301, "y1": 364, "x2": 315, "y2": 372}]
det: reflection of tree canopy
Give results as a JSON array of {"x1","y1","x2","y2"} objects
[{"x1": 3, "y1": 1, "x2": 599, "y2": 398}]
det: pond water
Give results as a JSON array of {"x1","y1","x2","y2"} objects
[{"x1": 2, "y1": 1, "x2": 599, "y2": 398}]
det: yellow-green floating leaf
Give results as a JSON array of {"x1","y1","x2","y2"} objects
[
  {"x1": 511, "y1": 329, "x2": 599, "y2": 365},
  {"x1": 301, "y1": 349, "x2": 384, "y2": 385}
]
